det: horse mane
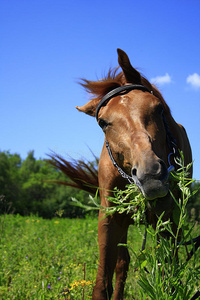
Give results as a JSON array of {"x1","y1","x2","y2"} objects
[{"x1": 80, "y1": 67, "x2": 171, "y2": 115}]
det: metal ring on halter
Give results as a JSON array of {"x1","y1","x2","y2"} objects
[
  {"x1": 167, "y1": 153, "x2": 175, "y2": 173},
  {"x1": 167, "y1": 146, "x2": 177, "y2": 173}
]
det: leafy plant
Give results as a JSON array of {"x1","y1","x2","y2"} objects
[
  {"x1": 72, "y1": 152, "x2": 200, "y2": 299},
  {"x1": 114, "y1": 153, "x2": 200, "y2": 299}
]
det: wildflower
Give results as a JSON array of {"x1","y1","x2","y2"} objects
[
  {"x1": 54, "y1": 221, "x2": 59, "y2": 224},
  {"x1": 69, "y1": 279, "x2": 94, "y2": 291},
  {"x1": 62, "y1": 287, "x2": 70, "y2": 295},
  {"x1": 47, "y1": 285, "x2": 51, "y2": 289}
]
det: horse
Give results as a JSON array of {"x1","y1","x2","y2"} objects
[{"x1": 50, "y1": 49, "x2": 192, "y2": 300}]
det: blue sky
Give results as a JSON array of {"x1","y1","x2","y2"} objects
[{"x1": 1, "y1": 0, "x2": 200, "y2": 179}]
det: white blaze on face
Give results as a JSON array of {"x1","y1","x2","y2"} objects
[{"x1": 119, "y1": 95, "x2": 129, "y2": 105}]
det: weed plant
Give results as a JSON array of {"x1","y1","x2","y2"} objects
[
  {"x1": 72, "y1": 153, "x2": 200, "y2": 299},
  {"x1": 105, "y1": 153, "x2": 200, "y2": 299}
]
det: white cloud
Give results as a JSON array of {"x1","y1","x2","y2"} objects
[
  {"x1": 151, "y1": 73, "x2": 172, "y2": 85},
  {"x1": 186, "y1": 73, "x2": 200, "y2": 89}
]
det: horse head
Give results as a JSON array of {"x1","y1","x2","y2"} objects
[{"x1": 77, "y1": 49, "x2": 179, "y2": 205}]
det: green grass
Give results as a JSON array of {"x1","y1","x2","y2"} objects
[
  {"x1": 0, "y1": 214, "x2": 144, "y2": 299},
  {"x1": 0, "y1": 214, "x2": 99, "y2": 299},
  {"x1": 0, "y1": 214, "x2": 199, "y2": 299}
]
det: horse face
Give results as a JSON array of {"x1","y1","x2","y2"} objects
[
  {"x1": 98, "y1": 90, "x2": 169, "y2": 200},
  {"x1": 76, "y1": 49, "x2": 173, "y2": 202}
]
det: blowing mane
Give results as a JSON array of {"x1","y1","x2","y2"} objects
[{"x1": 80, "y1": 67, "x2": 170, "y2": 114}]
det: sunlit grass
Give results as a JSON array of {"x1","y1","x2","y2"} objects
[
  {"x1": 0, "y1": 215, "x2": 98, "y2": 299},
  {"x1": 1, "y1": 214, "x2": 198, "y2": 299},
  {"x1": 0, "y1": 214, "x2": 144, "y2": 299}
]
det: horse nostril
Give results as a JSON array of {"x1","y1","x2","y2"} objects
[
  {"x1": 152, "y1": 160, "x2": 168, "y2": 181},
  {"x1": 152, "y1": 161, "x2": 162, "y2": 175},
  {"x1": 132, "y1": 167, "x2": 137, "y2": 177}
]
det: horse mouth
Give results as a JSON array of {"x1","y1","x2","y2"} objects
[
  {"x1": 133, "y1": 174, "x2": 169, "y2": 201},
  {"x1": 140, "y1": 180, "x2": 169, "y2": 200},
  {"x1": 137, "y1": 176, "x2": 173, "y2": 215}
]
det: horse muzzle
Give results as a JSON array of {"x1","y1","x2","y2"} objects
[{"x1": 131, "y1": 159, "x2": 170, "y2": 200}]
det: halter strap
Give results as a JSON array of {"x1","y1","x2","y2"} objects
[
  {"x1": 105, "y1": 140, "x2": 143, "y2": 187},
  {"x1": 95, "y1": 84, "x2": 151, "y2": 120}
]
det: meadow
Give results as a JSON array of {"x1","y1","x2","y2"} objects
[
  {"x1": 0, "y1": 213, "x2": 199, "y2": 299},
  {"x1": 0, "y1": 214, "x2": 147, "y2": 300}
]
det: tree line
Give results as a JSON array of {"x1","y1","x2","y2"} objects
[
  {"x1": 0, "y1": 150, "x2": 199, "y2": 220},
  {"x1": 0, "y1": 150, "x2": 93, "y2": 218}
]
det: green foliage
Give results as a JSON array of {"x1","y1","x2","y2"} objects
[
  {"x1": 105, "y1": 184, "x2": 146, "y2": 225},
  {"x1": 0, "y1": 150, "x2": 92, "y2": 218},
  {"x1": 0, "y1": 214, "x2": 99, "y2": 299},
  {"x1": 0, "y1": 215, "x2": 198, "y2": 299},
  {"x1": 72, "y1": 152, "x2": 200, "y2": 298}
]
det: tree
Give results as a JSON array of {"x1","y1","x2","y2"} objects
[
  {"x1": 0, "y1": 150, "x2": 93, "y2": 218},
  {"x1": 0, "y1": 151, "x2": 22, "y2": 213}
]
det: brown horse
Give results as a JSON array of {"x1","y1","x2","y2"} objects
[{"x1": 51, "y1": 49, "x2": 192, "y2": 300}]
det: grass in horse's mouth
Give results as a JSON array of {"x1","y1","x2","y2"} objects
[
  {"x1": 104, "y1": 152, "x2": 193, "y2": 221},
  {"x1": 71, "y1": 152, "x2": 193, "y2": 227}
]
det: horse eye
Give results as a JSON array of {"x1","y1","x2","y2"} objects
[{"x1": 98, "y1": 119, "x2": 108, "y2": 130}]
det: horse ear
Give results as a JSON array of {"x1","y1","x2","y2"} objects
[
  {"x1": 76, "y1": 98, "x2": 99, "y2": 117},
  {"x1": 117, "y1": 48, "x2": 141, "y2": 84}
]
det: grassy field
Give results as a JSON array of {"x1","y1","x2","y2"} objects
[
  {"x1": 0, "y1": 214, "x2": 199, "y2": 299},
  {"x1": 0, "y1": 214, "x2": 146, "y2": 299}
]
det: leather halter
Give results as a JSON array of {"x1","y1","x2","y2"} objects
[
  {"x1": 95, "y1": 84, "x2": 177, "y2": 185},
  {"x1": 95, "y1": 84, "x2": 151, "y2": 120}
]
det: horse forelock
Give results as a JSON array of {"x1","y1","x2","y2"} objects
[
  {"x1": 80, "y1": 67, "x2": 171, "y2": 115},
  {"x1": 79, "y1": 67, "x2": 124, "y2": 100}
]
